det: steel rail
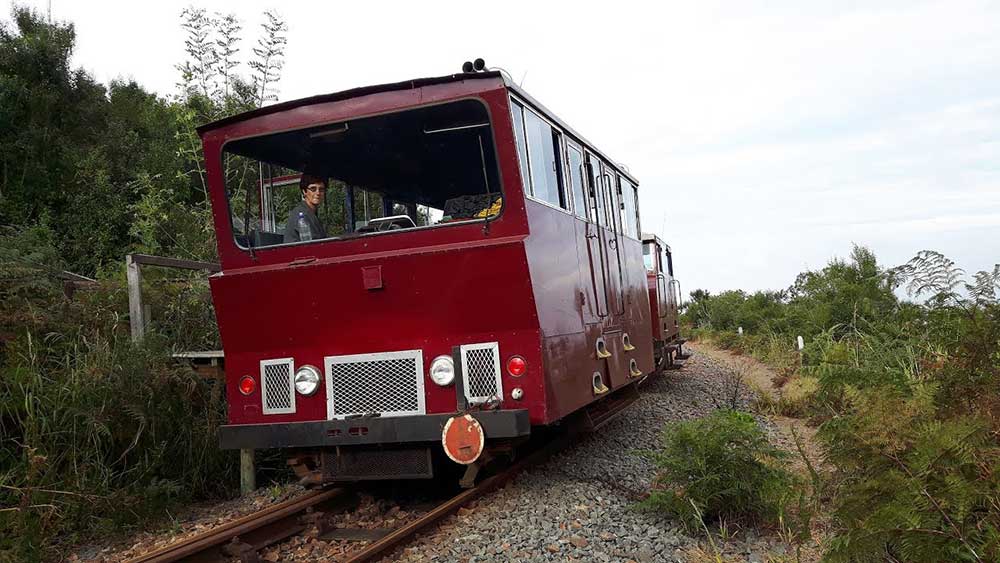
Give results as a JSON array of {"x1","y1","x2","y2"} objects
[
  {"x1": 342, "y1": 433, "x2": 572, "y2": 563},
  {"x1": 126, "y1": 487, "x2": 343, "y2": 563},
  {"x1": 341, "y1": 382, "x2": 648, "y2": 562},
  {"x1": 126, "y1": 379, "x2": 647, "y2": 562}
]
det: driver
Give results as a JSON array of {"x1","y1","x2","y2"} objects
[{"x1": 283, "y1": 174, "x2": 329, "y2": 242}]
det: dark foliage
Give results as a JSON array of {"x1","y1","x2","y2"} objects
[{"x1": 0, "y1": 5, "x2": 289, "y2": 559}]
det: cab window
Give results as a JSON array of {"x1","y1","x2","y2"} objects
[{"x1": 223, "y1": 99, "x2": 501, "y2": 249}]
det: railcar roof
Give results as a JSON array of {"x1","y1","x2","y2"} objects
[
  {"x1": 197, "y1": 70, "x2": 638, "y2": 185},
  {"x1": 641, "y1": 232, "x2": 671, "y2": 252}
]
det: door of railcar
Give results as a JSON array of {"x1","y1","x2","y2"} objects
[
  {"x1": 602, "y1": 169, "x2": 626, "y2": 318},
  {"x1": 647, "y1": 240, "x2": 670, "y2": 321},
  {"x1": 664, "y1": 247, "x2": 680, "y2": 339},
  {"x1": 567, "y1": 142, "x2": 604, "y2": 319},
  {"x1": 582, "y1": 151, "x2": 609, "y2": 318},
  {"x1": 585, "y1": 154, "x2": 624, "y2": 324}
]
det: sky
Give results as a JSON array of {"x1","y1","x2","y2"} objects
[{"x1": 9, "y1": 0, "x2": 1000, "y2": 294}]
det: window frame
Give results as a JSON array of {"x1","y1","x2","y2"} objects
[
  {"x1": 507, "y1": 92, "x2": 641, "y2": 226},
  {"x1": 220, "y1": 97, "x2": 506, "y2": 252},
  {"x1": 585, "y1": 151, "x2": 606, "y2": 227},
  {"x1": 509, "y1": 100, "x2": 531, "y2": 198},
  {"x1": 617, "y1": 173, "x2": 640, "y2": 240},
  {"x1": 509, "y1": 94, "x2": 572, "y2": 215},
  {"x1": 565, "y1": 140, "x2": 588, "y2": 219}
]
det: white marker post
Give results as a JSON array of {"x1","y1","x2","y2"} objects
[
  {"x1": 796, "y1": 335, "x2": 804, "y2": 351},
  {"x1": 737, "y1": 326, "x2": 743, "y2": 336}
]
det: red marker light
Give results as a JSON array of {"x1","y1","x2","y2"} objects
[
  {"x1": 239, "y1": 376, "x2": 256, "y2": 395},
  {"x1": 507, "y1": 356, "x2": 526, "y2": 376}
]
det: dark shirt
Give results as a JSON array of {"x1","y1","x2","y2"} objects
[{"x1": 283, "y1": 201, "x2": 328, "y2": 243}]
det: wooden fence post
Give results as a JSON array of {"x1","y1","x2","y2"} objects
[
  {"x1": 126, "y1": 254, "x2": 146, "y2": 342},
  {"x1": 240, "y1": 449, "x2": 256, "y2": 495}
]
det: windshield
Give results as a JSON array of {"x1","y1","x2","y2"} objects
[{"x1": 222, "y1": 99, "x2": 503, "y2": 249}]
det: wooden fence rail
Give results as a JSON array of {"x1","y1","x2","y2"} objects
[{"x1": 126, "y1": 253, "x2": 220, "y2": 342}]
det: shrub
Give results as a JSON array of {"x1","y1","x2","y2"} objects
[
  {"x1": 0, "y1": 326, "x2": 236, "y2": 560},
  {"x1": 778, "y1": 375, "x2": 819, "y2": 417},
  {"x1": 0, "y1": 231, "x2": 235, "y2": 560},
  {"x1": 713, "y1": 331, "x2": 741, "y2": 351},
  {"x1": 641, "y1": 410, "x2": 795, "y2": 529},
  {"x1": 710, "y1": 359, "x2": 752, "y2": 411},
  {"x1": 820, "y1": 385, "x2": 1000, "y2": 563}
]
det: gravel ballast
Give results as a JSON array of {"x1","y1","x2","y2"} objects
[
  {"x1": 75, "y1": 348, "x2": 811, "y2": 562},
  {"x1": 387, "y1": 350, "x2": 786, "y2": 563}
]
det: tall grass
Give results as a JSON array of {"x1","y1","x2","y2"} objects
[{"x1": 1, "y1": 228, "x2": 235, "y2": 560}]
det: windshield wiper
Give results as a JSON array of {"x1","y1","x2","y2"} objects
[{"x1": 478, "y1": 134, "x2": 495, "y2": 235}]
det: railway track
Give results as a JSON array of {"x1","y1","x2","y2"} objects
[
  {"x1": 126, "y1": 383, "x2": 642, "y2": 563},
  {"x1": 124, "y1": 436, "x2": 568, "y2": 563}
]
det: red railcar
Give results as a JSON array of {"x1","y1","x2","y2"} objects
[
  {"x1": 642, "y1": 234, "x2": 686, "y2": 369},
  {"x1": 199, "y1": 67, "x2": 661, "y2": 484}
]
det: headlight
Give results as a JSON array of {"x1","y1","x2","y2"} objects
[
  {"x1": 294, "y1": 365, "x2": 320, "y2": 396},
  {"x1": 429, "y1": 355, "x2": 455, "y2": 386}
]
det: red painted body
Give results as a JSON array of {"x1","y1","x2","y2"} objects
[
  {"x1": 199, "y1": 73, "x2": 654, "y2": 436},
  {"x1": 644, "y1": 236, "x2": 682, "y2": 360}
]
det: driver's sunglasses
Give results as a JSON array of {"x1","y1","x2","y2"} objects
[{"x1": 306, "y1": 185, "x2": 327, "y2": 193}]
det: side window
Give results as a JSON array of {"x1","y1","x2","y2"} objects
[
  {"x1": 604, "y1": 161, "x2": 620, "y2": 233},
  {"x1": 523, "y1": 108, "x2": 565, "y2": 208},
  {"x1": 567, "y1": 143, "x2": 586, "y2": 219},
  {"x1": 586, "y1": 153, "x2": 605, "y2": 225},
  {"x1": 643, "y1": 243, "x2": 656, "y2": 271},
  {"x1": 619, "y1": 174, "x2": 639, "y2": 238},
  {"x1": 632, "y1": 183, "x2": 640, "y2": 236},
  {"x1": 510, "y1": 101, "x2": 530, "y2": 194}
]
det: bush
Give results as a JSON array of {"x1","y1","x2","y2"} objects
[
  {"x1": 678, "y1": 248, "x2": 1000, "y2": 562},
  {"x1": 778, "y1": 375, "x2": 819, "y2": 417},
  {"x1": 641, "y1": 410, "x2": 795, "y2": 529},
  {"x1": 820, "y1": 386, "x2": 1000, "y2": 563},
  {"x1": 0, "y1": 230, "x2": 235, "y2": 560},
  {"x1": 0, "y1": 325, "x2": 236, "y2": 561},
  {"x1": 713, "y1": 331, "x2": 741, "y2": 351}
]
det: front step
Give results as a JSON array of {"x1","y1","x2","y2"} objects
[
  {"x1": 673, "y1": 339, "x2": 691, "y2": 360},
  {"x1": 575, "y1": 383, "x2": 641, "y2": 432},
  {"x1": 666, "y1": 356, "x2": 687, "y2": 370}
]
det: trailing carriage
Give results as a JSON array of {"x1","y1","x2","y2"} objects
[
  {"x1": 643, "y1": 234, "x2": 687, "y2": 370},
  {"x1": 198, "y1": 63, "x2": 683, "y2": 485}
]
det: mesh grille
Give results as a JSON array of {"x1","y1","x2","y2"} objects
[
  {"x1": 325, "y1": 350, "x2": 425, "y2": 419},
  {"x1": 260, "y1": 359, "x2": 295, "y2": 414},
  {"x1": 461, "y1": 342, "x2": 502, "y2": 404},
  {"x1": 322, "y1": 448, "x2": 433, "y2": 481}
]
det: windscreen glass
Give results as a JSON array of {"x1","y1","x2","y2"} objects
[
  {"x1": 643, "y1": 243, "x2": 656, "y2": 271},
  {"x1": 222, "y1": 99, "x2": 502, "y2": 249}
]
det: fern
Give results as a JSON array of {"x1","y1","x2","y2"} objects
[
  {"x1": 640, "y1": 410, "x2": 794, "y2": 529},
  {"x1": 891, "y1": 250, "x2": 966, "y2": 304},
  {"x1": 967, "y1": 265, "x2": 1000, "y2": 305}
]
